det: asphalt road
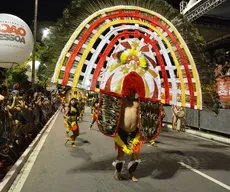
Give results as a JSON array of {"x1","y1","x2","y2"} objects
[{"x1": 10, "y1": 108, "x2": 230, "y2": 192}]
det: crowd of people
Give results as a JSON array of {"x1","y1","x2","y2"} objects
[
  {"x1": 214, "y1": 60, "x2": 230, "y2": 78},
  {"x1": 0, "y1": 83, "x2": 60, "y2": 181}
]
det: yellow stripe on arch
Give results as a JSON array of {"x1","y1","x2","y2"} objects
[
  {"x1": 147, "y1": 69, "x2": 158, "y2": 78},
  {"x1": 71, "y1": 19, "x2": 186, "y2": 106},
  {"x1": 115, "y1": 76, "x2": 125, "y2": 93},
  {"x1": 54, "y1": 6, "x2": 201, "y2": 108},
  {"x1": 143, "y1": 78, "x2": 150, "y2": 98},
  {"x1": 53, "y1": 13, "x2": 104, "y2": 83}
]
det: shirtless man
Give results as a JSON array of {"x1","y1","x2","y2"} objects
[{"x1": 113, "y1": 90, "x2": 142, "y2": 182}]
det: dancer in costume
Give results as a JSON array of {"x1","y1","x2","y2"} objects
[
  {"x1": 172, "y1": 105, "x2": 186, "y2": 132},
  {"x1": 90, "y1": 97, "x2": 96, "y2": 114},
  {"x1": 113, "y1": 90, "x2": 142, "y2": 182},
  {"x1": 61, "y1": 96, "x2": 66, "y2": 113},
  {"x1": 90, "y1": 103, "x2": 98, "y2": 129},
  {"x1": 64, "y1": 98, "x2": 80, "y2": 147}
]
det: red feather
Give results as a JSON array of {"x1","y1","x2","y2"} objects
[
  {"x1": 121, "y1": 42, "x2": 132, "y2": 49},
  {"x1": 140, "y1": 45, "x2": 150, "y2": 52}
]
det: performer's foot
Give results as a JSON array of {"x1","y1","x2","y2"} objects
[
  {"x1": 64, "y1": 139, "x2": 69, "y2": 145},
  {"x1": 114, "y1": 172, "x2": 123, "y2": 180},
  {"x1": 150, "y1": 141, "x2": 155, "y2": 146},
  {"x1": 128, "y1": 160, "x2": 140, "y2": 182},
  {"x1": 129, "y1": 175, "x2": 138, "y2": 182},
  {"x1": 64, "y1": 138, "x2": 71, "y2": 145},
  {"x1": 72, "y1": 143, "x2": 77, "y2": 148}
]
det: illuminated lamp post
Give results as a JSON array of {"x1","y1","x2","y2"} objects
[{"x1": 32, "y1": 0, "x2": 38, "y2": 89}]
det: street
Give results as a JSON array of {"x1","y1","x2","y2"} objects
[{"x1": 10, "y1": 108, "x2": 230, "y2": 192}]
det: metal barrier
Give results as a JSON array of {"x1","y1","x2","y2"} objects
[
  {"x1": 199, "y1": 108, "x2": 230, "y2": 135},
  {"x1": 185, "y1": 108, "x2": 199, "y2": 128},
  {"x1": 162, "y1": 106, "x2": 230, "y2": 135},
  {"x1": 162, "y1": 106, "x2": 172, "y2": 123}
]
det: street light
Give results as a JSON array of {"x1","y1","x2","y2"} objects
[
  {"x1": 42, "y1": 28, "x2": 50, "y2": 39},
  {"x1": 32, "y1": 0, "x2": 38, "y2": 89}
]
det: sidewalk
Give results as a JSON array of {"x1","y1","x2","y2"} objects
[{"x1": 164, "y1": 123, "x2": 230, "y2": 145}]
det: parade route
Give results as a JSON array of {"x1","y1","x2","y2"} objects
[{"x1": 9, "y1": 108, "x2": 230, "y2": 192}]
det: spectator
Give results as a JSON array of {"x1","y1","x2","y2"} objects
[
  {"x1": 214, "y1": 64, "x2": 223, "y2": 78},
  {"x1": 222, "y1": 60, "x2": 230, "y2": 75}
]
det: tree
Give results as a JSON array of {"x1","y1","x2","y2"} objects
[
  {"x1": 5, "y1": 42, "x2": 47, "y2": 88},
  {"x1": 38, "y1": 0, "x2": 84, "y2": 83},
  {"x1": 6, "y1": 63, "x2": 29, "y2": 88}
]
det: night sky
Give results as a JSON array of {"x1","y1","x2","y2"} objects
[
  {"x1": 0, "y1": 0, "x2": 180, "y2": 26},
  {"x1": 0, "y1": 0, "x2": 72, "y2": 26}
]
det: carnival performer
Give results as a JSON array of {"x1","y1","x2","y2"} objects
[
  {"x1": 172, "y1": 105, "x2": 185, "y2": 132},
  {"x1": 61, "y1": 96, "x2": 66, "y2": 113},
  {"x1": 90, "y1": 97, "x2": 96, "y2": 114},
  {"x1": 90, "y1": 103, "x2": 98, "y2": 129},
  {"x1": 64, "y1": 98, "x2": 80, "y2": 147},
  {"x1": 113, "y1": 90, "x2": 142, "y2": 182}
]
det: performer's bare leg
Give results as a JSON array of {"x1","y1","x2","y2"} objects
[
  {"x1": 177, "y1": 118, "x2": 181, "y2": 132},
  {"x1": 128, "y1": 152, "x2": 139, "y2": 182},
  {"x1": 90, "y1": 119, "x2": 96, "y2": 129},
  {"x1": 113, "y1": 147, "x2": 125, "y2": 180},
  {"x1": 113, "y1": 90, "x2": 141, "y2": 181},
  {"x1": 172, "y1": 113, "x2": 176, "y2": 130}
]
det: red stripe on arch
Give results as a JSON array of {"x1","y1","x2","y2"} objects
[
  {"x1": 90, "y1": 31, "x2": 170, "y2": 103},
  {"x1": 152, "y1": 80, "x2": 159, "y2": 99},
  {"x1": 105, "y1": 73, "x2": 114, "y2": 92},
  {"x1": 62, "y1": 10, "x2": 194, "y2": 107},
  {"x1": 149, "y1": 17, "x2": 195, "y2": 108}
]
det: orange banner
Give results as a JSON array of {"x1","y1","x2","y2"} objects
[{"x1": 216, "y1": 77, "x2": 230, "y2": 102}]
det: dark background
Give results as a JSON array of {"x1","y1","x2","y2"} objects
[{"x1": 0, "y1": 0, "x2": 181, "y2": 26}]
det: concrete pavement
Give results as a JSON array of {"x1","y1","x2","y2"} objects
[{"x1": 9, "y1": 108, "x2": 230, "y2": 192}]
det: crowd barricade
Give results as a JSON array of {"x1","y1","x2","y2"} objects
[{"x1": 0, "y1": 99, "x2": 60, "y2": 181}]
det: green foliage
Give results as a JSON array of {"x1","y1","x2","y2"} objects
[
  {"x1": 213, "y1": 48, "x2": 226, "y2": 57},
  {"x1": 6, "y1": 63, "x2": 29, "y2": 87},
  {"x1": 5, "y1": 42, "x2": 47, "y2": 88},
  {"x1": 38, "y1": 0, "x2": 84, "y2": 83}
]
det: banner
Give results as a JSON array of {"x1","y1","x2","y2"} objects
[{"x1": 216, "y1": 77, "x2": 230, "y2": 102}]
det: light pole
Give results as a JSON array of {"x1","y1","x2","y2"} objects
[{"x1": 32, "y1": 0, "x2": 38, "y2": 89}]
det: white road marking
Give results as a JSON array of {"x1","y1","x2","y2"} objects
[
  {"x1": 8, "y1": 112, "x2": 60, "y2": 192},
  {"x1": 185, "y1": 133, "x2": 229, "y2": 147},
  {"x1": 164, "y1": 124, "x2": 230, "y2": 146},
  {"x1": 179, "y1": 162, "x2": 230, "y2": 191}
]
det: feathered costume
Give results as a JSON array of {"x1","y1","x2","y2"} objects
[
  {"x1": 64, "y1": 98, "x2": 80, "y2": 147},
  {"x1": 51, "y1": 0, "x2": 211, "y2": 180}
]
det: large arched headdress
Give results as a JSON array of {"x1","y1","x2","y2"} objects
[{"x1": 52, "y1": 0, "x2": 207, "y2": 140}]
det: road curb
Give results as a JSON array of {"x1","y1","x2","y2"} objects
[
  {"x1": 164, "y1": 123, "x2": 230, "y2": 145},
  {"x1": 0, "y1": 109, "x2": 60, "y2": 192}
]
